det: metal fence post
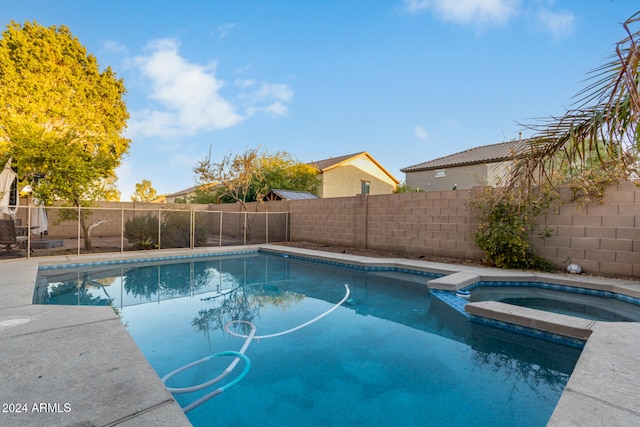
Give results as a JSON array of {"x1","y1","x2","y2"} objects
[
  {"x1": 77, "y1": 206, "x2": 81, "y2": 256},
  {"x1": 120, "y1": 206, "x2": 124, "y2": 253},
  {"x1": 27, "y1": 205, "x2": 31, "y2": 259},
  {"x1": 190, "y1": 208, "x2": 194, "y2": 249},
  {"x1": 219, "y1": 211, "x2": 223, "y2": 247},
  {"x1": 286, "y1": 211, "x2": 290, "y2": 242},
  {"x1": 243, "y1": 211, "x2": 247, "y2": 245}
]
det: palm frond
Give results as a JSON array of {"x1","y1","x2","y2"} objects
[{"x1": 506, "y1": 12, "x2": 640, "y2": 197}]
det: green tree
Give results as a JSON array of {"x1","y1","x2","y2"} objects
[
  {"x1": 131, "y1": 179, "x2": 158, "y2": 202},
  {"x1": 194, "y1": 147, "x2": 264, "y2": 211},
  {"x1": 393, "y1": 181, "x2": 422, "y2": 193},
  {"x1": 255, "y1": 151, "x2": 319, "y2": 196},
  {"x1": 0, "y1": 21, "x2": 130, "y2": 250},
  {"x1": 193, "y1": 148, "x2": 319, "y2": 207},
  {"x1": 187, "y1": 187, "x2": 220, "y2": 204}
]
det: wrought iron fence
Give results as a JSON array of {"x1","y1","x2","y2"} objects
[{"x1": 9, "y1": 205, "x2": 290, "y2": 258}]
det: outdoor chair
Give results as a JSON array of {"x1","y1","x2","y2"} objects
[{"x1": 0, "y1": 219, "x2": 27, "y2": 256}]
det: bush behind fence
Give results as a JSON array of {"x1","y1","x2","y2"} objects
[{"x1": 13, "y1": 203, "x2": 289, "y2": 257}]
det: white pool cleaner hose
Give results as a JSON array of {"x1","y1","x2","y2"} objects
[
  {"x1": 162, "y1": 284, "x2": 351, "y2": 413},
  {"x1": 225, "y1": 284, "x2": 351, "y2": 340}
]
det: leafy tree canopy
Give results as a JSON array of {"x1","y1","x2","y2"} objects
[
  {"x1": 131, "y1": 179, "x2": 158, "y2": 202},
  {"x1": 393, "y1": 181, "x2": 422, "y2": 193},
  {"x1": 0, "y1": 20, "x2": 130, "y2": 205},
  {"x1": 193, "y1": 148, "x2": 319, "y2": 208},
  {"x1": 194, "y1": 147, "x2": 262, "y2": 210},
  {"x1": 255, "y1": 151, "x2": 319, "y2": 196}
]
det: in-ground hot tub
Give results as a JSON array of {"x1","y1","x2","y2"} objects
[{"x1": 466, "y1": 282, "x2": 640, "y2": 322}]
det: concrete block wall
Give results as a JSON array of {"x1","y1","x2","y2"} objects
[
  {"x1": 279, "y1": 183, "x2": 638, "y2": 277},
  {"x1": 532, "y1": 181, "x2": 640, "y2": 277},
  {"x1": 15, "y1": 182, "x2": 639, "y2": 277},
  {"x1": 363, "y1": 190, "x2": 482, "y2": 259},
  {"x1": 286, "y1": 197, "x2": 358, "y2": 246}
]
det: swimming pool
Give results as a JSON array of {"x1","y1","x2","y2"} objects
[{"x1": 35, "y1": 252, "x2": 581, "y2": 426}]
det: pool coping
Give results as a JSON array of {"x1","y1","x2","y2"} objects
[{"x1": 1, "y1": 244, "x2": 639, "y2": 425}]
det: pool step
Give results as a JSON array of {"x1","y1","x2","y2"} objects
[{"x1": 466, "y1": 301, "x2": 595, "y2": 341}]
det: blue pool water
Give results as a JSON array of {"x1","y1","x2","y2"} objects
[{"x1": 35, "y1": 252, "x2": 581, "y2": 426}]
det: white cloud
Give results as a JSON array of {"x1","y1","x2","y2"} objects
[
  {"x1": 101, "y1": 40, "x2": 128, "y2": 54},
  {"x1": 403, "y1": 0, "x2": 429, "y2": 14},
  {"x1": 216, "y1": 22, "x2": 240, "y2": 39},
  {"x1": 129, "y1": 38, "x2": 243, "y2": 138},
  {"x1": 128, "y1": 38, "x2": 294, "y2": 139},
  {"x1": 235, "y1": 78, "x2": 257, "y2": 89},
  {"x1": 401, "y1": 0, "x2": 575, "y2": 38},
  {"x1": 536, "y1": 9, "x2": 575, "y2": 40},
  {"x1": 402, "y1": 0, "x2": 519, "y2": 26},
  {"x1": 170, "y1": 153, "x2": 197, "y2": 169},
  {"x1": 414, "y1": 126, "x2": 429, "y2": 139},
  {"x1": 265, "y1": 102, "x2": 288, "y2": 116},
  {"x1": 237, "y1": 81, "x2": 294, "y2": 117}
]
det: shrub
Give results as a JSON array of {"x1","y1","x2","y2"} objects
[
  {"x1": 124, "y1": 214, "x2": 159, "y2": 249},
  {"x1": 161, "y1": 211, "x2": 208, "y2": 248},
  {"x1": 125, "y1": 212, "x2": 209, "y2": 249},
  {"x1": 471, "y1": 187, "x2": 555, "y2": 271}
]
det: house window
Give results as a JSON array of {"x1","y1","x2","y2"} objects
[
  {"x1": 361, "y1": 181, "x2": 370, "y2": 195},
  {"x1": 435, "y1": 169, "x2": 446, "y2": 178}
]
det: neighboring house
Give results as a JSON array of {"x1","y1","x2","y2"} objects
[
  {"x1": 309, "y1": 152, "x2": 399, "y2": 198},
  {"x1": 159, "y1": 151, "x2": 399, "y2": 203},
  {"x1": 156, "y1": 183, "x2": 219, "y2": 204},
  {"x1": 263, "y1": 189, "x2": 319, "y2": 201},
  {"x1": 401, "y1": 139, "x2": 533, "y2": 191},
  {"x1": 160, "y1": 186, "x2": 200, "y2": 204}
]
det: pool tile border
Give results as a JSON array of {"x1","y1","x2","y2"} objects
[
  {"x1": 36, "y1": 247, "x2": 444, "y2": 280},
  {"x1": 259, "y1": 249, "x2": 443, "y2": 277},
  {"x1": 462, "y1": 280, "x2": 640, "y2": 306},
  {"x1": 37, "y1": 249, "x2": 259, "y2": 271},
  {"x1": 468, "y1": 314, "x2": 586, "y2": 349}
]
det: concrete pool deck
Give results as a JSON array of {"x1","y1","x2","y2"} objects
[{"x1": 1, "y1": 244, "x2": 640, "y2": 426}]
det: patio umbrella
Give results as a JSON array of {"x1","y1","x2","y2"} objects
[
  {"x1": 0, "y1": 158, "x2": 18, "y2": 217},
  {"x1": 31, "y1": 198, "x2": 48, "y2": 236}
]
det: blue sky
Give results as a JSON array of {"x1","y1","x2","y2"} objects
[{"x1": 2, "y1": 1, "x2": 638, "y2": 199}]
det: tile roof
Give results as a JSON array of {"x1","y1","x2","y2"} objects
[
  {"x1": 165, "y1": 185, "x2": 198, "y2": 198},
  {"x1": 164, "y1": 183, "x2": 221, "y2": 198},
  {"x1": 308, "y1": 152, "x2": 367, "y2": 172},
  {"x1": 401, "y1": 139, "x2": 535, "y2": 172}
]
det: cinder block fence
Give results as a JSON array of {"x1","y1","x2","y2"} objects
[
  {"x1": 16, "y1": 182, "x2": 640, "y2": 278},
  {"x1": 276, "y1": 182, "x2": 640, "y2": 278}
]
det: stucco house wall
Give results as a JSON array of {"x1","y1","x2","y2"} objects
[
  {"x1": 319, "y1": 163, "x2": 397, "y2": 198},
  {"x1": 405, "y1": 163, "x2": 488, "y2": 191},
  {"x1": 313, "y1": 152, "x2": 399, "y2": 198},
  {"x1": 403, "y1": 140, "x2": 528, "y2": 192}
]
